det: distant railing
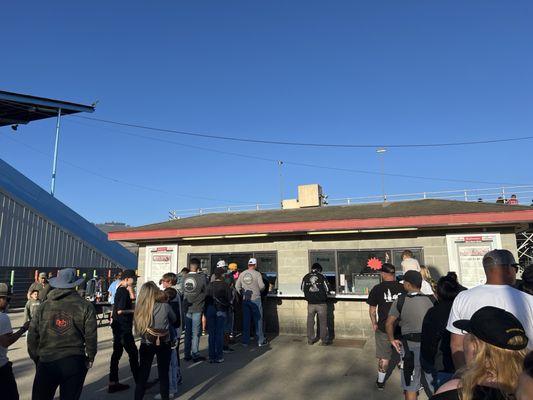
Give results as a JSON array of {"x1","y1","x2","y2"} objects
[{"x1": 168, "y1": 185, "x2": 533, "y2": 219}]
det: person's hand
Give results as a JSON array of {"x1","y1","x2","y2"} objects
[
  {"x1": 390, "y1": 339, "x2": 402, "y2": 354},
  {"x1": 86, "y1": 360, "x2": 93, "y2": 369},
  {"x1": 372, "y1": 323, "x2": 378, "y2": 332},
  {"x1": 22, "y1": 321, "x2": 31, "y2": 331}
]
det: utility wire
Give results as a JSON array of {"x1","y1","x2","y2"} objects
[
  {"x1": 0, "y1": 134, "x2": 255, "y2": 204},
  {"x1": 74, "y1": 114, "x2": 533, "y2": 149},
  {"x1": 65, "y1": 118, "x2": 529, "y2": 186}
]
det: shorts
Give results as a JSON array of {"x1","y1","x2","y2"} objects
[
  {"x1": 375, "y1": 330, "x2": 392, "y2": 359},
  {"x1": 401, "y1": 341, "x2": 422, "y2": 392}
]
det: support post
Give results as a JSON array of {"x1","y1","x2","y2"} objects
[{"x1": 50, "y1": 108, "x2": 62, "y2": 196}]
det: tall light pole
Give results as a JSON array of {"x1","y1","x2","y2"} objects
[
  {"x1": 278, "y1": 160, "x2": 284, "y2": 208},
  {"x1": 376, "y1": 148, "x2": 387, "y2": 201},
  {"x1": 50, "y1": 108, "x2": 62, "y2": 196}
]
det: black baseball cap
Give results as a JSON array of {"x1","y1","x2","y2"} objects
[
  {"x1": 381, "y1": 263, "x2": 395, "y2": 274},
  {"x1": 403, "y1": 270, "x2": 422, "y2": 288},
  {"x1": 453, "y1": 306, "x2": 528, "y2": 350},
  {"x1": 483, "y1": 249, "x2": 519, "y2": 269},
  {"x1": 121, "y1": 269, "x2": 139, "y2": 279}
]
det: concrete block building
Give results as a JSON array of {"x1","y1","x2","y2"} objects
[{"x1": 110, "y1": 188, "x2": 533, "y2": 339}]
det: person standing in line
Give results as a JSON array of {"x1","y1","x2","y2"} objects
[
  {"x1": 421, "y1": 274, "x2": 465, "y2": 394},
  {"x1": 24, "y1": 289, "x2": 41, "y2": 323},
  {"x1": 235, "y1": 258, "x2": 267, "y2": 347},
  {"x1": 183, "y1": 258, "x2": 207, "y2": 362},
  {"x1": 420, "y1": 265, "x2": 436, "y2": 296},
  {"x1": 366, "y1": 263, "x2": 406, "y2": 390},
  {"x1": 206, "y1": 267, "x2": 233, "y2": 363},
  {"x1": 385, "y1": 271, "x2": 435, "y2": 400},
  {"x1": 401, "y1": 250, "x2": 421, "y2": 273},
  {"x1": 108, "y1": 272, "x2": 122, "y2": 305},
  {"x1": 431, "y1": 307, "x2": 528, "y2": 400},
  {"x1": 28, "y1": 268, "x2": 97, "y2": 400},
  {"x1": 0, "y1": 283, "x2": 30, "y2": 400},
  {"x1": 447, "y1": 250, "x2": 533, "y2": 370},
  {"x1": 108, "y1": 269, "x2": 140, "y2": 393},
  {"x1": 134, "y1": 282, "x2": 176, "y2": 400},
  {"x1": 28, "y1": 272, "x2": 51, "y2": 301},
  {"x1": 301, "y1": 263, "x2": 331, "y2": 346}
]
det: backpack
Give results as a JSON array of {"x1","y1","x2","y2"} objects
[{"x1": 395, "y1": 292, "x2": 435, "y2": 340}]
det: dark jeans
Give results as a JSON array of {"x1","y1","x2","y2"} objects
[
  {"x1": 110, "y1": 324, "x2": 139, "y2": 383},
  {"x1": 206, "y1": 305, "x2": 226, "y2": 360},
  {"x1": 32, "y1": 355, "x2": 88, "y2": 400},
  {"x1": 307, "y1": 303, "x2": 328, "y2": 342},
  {"x1": 135, "y1": 342, "x2": 171, "y2": 400},
  {"x1": 242, "y1": 299, "x2": 265, "y2": 345},
  {"x1": 0, "y1": 362, "x2": 19, "y2": 400}
]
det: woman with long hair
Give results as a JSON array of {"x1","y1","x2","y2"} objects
[
  {"x1": 419, "y1": 265, "x2": 436, "y2": 295},
  {"x1": 134, "y1": 281, "x2": 176, "y2": 400},
  {"x1": 431, "y1": 306, "x2": 528, "y2": 400}
]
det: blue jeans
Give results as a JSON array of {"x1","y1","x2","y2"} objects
[
  {"x1": 206, "y1": 305, "x2": 226, "y2": 361},
  {"x1": 242, "y1": 298, "x2": 265, "y2": 345},
  {"x1": 184, "y1": 312, "x2": 202, "y2": 358}
]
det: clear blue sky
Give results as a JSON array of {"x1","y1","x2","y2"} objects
[{"x1": 1, "y1": 1, "x2": 532, "y2": 226}]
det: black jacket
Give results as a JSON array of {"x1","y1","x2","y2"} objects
[
  {"x1": 420, "y1": 300, "x2": 455, "y2": 374},
  {"x1": 301, "y1": 271, "x2": 329, "y2": 304}
]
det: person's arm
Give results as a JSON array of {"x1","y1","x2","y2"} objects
[
  {"x1": 84, "y1": 304, "x2": 97, "y2": 366},
  {"x1": 446, "y1": 294, "x2": 465, "y2": 369},
  {"x1": 235, "y1": 274, "x2": 243, "y2": 293},
  {"x1": 27, "y1": 311, "x2": 40, "y2": 361},
  {"x1": 385, "y1": 315, "x2": 401, "y2": 353},
  {"x1": 0, "y1": 322, "x2": 29, "y2": 348},
  {"x1": 368, "y1": 306, "x2": 378, "y2": 332},
  {"x1": 258, "y1": 272, "x2": 265, "y2": 292},
  {"x1": 167, "y1": 303, "x2": 177, "y2": 324},
  {"x1": 323, "y1": 275, "x2": 330, "y2": 293},
  {"x1": 24, "y1": 301, "x2": 31, "y2": 322},
  {"x1": 450, "y1": 333, "x2": 465, "y2": 369}
]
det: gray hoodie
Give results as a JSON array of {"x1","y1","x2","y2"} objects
[
  {"x1": 235, "y1": 269, "x2": 265, "y2": 301},
  {"x1": 182, "y1": 272, "x2": 207, "y2": 313}
]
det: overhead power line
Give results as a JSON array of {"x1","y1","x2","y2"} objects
[
  {"x1": 64, "y1": 118, "x2": 530, "y2": 186},
  {"x1": 75, "y1": 114, "x2": 533, "y2": 149}
]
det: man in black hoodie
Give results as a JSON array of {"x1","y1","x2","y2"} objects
[
  {"x1": 301, "y1": 263, "x2": 330, "y2": 345},
  {"x1": 28, "y1": 268, "x2": 97, "y2": 400}
]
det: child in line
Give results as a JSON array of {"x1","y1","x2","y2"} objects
[{"x1": 24, "y1": 289, "x2": 41, "y2": 322}]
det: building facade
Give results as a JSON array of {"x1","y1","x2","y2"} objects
[{"x1": 110, "y1": 198, "x2": 533, "y2": 339}]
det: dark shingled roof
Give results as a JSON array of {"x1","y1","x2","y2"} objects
[{"x1": 122, "y1": 199, "x2": 532, "y2": 232}]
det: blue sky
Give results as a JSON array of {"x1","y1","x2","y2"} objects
[{"x1": 1, "y1": 1, "x2": 532, "y2": 226}]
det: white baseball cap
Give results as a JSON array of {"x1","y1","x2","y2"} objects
[
  {"x1": 248, "y1": 258, "x2": 257, "y2": 265},
  {"x1": 216, "y1": 260, "x2": 227, "y2": 268}
]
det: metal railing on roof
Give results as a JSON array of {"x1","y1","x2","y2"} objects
[{"x1": 168, "y1": 185, "x2": 533, "y2": 220}]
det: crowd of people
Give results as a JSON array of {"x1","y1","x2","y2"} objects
[
  {"x1": 0, "y1": 256, "x2": 270, "y2": 400},
  {"x1": 363, "y1": 249, "x2": 533, "y2": 400},
  {"x1": 1, "y1": 249, "x2": 533, "y2": 399}
]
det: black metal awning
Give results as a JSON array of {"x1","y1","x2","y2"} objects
[{"x1": 0, "y1": 90, "x2": 94, "y2": 126}]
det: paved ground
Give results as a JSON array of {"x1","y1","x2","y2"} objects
[{"x1": 6, "y1": 308, "x2": 428, "y2": 400}]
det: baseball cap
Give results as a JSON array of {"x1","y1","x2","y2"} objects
[
  {"x1": 483, "y1": 249, "x2": 519, "y2": 269},
  {"x1": 403, "y1": 270, "x2": 423, "y2": 288},
  {"x1": 39, "y1": 272, "x2": 47, "y2": 278},
  {"x1": 0, "y1": 283, "x2": 9, "y2": 297},
  {"x1": 453, "y1": 306, "x2": 528, "y2": 350},
  {"x1": 216, "y1": 260, "x2": 227, "y2": 268},
  {"x1": 122, "y1": 269, "x2": 139, "y2": 279},
  {"x1": 381, "y1": 263, "x2": 396, "y2": 274},
  {"x1": 248, "y1": 258, "x2": 257, "y2": 265}
]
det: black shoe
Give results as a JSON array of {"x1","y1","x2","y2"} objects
[
  {"x1": 376, "y1": 380, "x2": 385, "y2": 391},
  {"x1": 145, "y1": 379, "x2": 158, "y2": 390},
  {"x1": 223, "y1": 346, "x2": 235, "y2": 353},
  {"x1": 108, "y1": 383, "x2": 130, "y2": 393},
  {"x1": 192, "y1": 356, "x2": 206, "y2": 363},
  {"x1": 184, "y1": 356, "x2": 192, "y2": 361},
  {"x1": 320, "y1": 340, "x2": 331, "y2": 346},
  {"x1": 307, "y1": 339, "x2": 315, "y2": 345}
]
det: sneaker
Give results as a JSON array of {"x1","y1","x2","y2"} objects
[
  {"x1": 320, "y1": 341, "x2": 331, "y2": 346},
  {"x1": 215, "y1": 358, "x2": 224, "y2": 363},
  {"x1": 376, "y1": 380, "x2": 385, "y2": 391},
  {"x1": 192, "y1": 356, "x2": 206, "y2": 363},
  {"x1": 202, "y1": 330, "x2": 207, "y2": 336},
  {"x1": 154, "y1": 394, "x2": 176, "y2": 400},
  {"x1": 258, "y1": 340, "x2": 268, "y2": 347},
  {"x1": 108, "y1": 383, "x2": 129, "y2": 393}
]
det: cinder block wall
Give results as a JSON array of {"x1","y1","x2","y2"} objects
[{"x1": 135, "y1": 229, "x2": 518, "y2": 339}]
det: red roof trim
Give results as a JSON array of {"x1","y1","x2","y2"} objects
[{"x1": 109, "y1": 210, "x2": 533, "y2": 242}]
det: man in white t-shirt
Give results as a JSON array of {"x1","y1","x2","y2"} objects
[
  {"x1": 0, "y1": 283, "x2": 30, "y2": 400},
  {"x1": 446, "y1": 249, "x2": 533, "y2": 369}
]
